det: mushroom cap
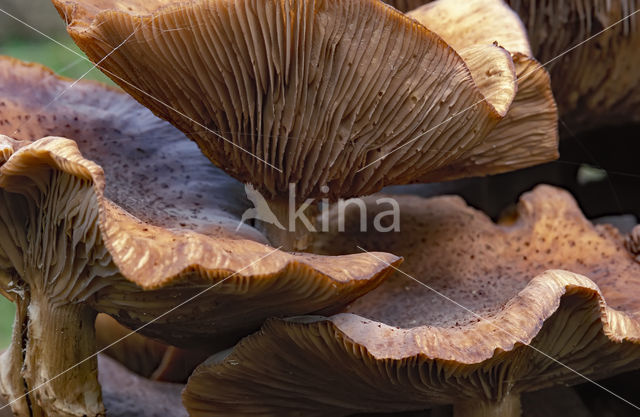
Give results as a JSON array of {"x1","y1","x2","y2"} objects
[
  {"x1": 407, "y1": 0, "x2": 558, "y2": 181},
  {"x1": 49, "y1": 0, "x2": 543, "y2": 201},
  {"x1": 385, "y1": 0, "x2": 431, "y2": 12},
  {"x1": 183, "y1": 185, "x2": 640, "y2": 415},
  {"x1": 386, "y1": 0, "x2": 640, "y2": 130},
  {"x1": 0, "y1": 56, "x2": 399, "y2": 349},
  {"x1": 408, "y1": 0, "x2": 533, "y2": 55}
]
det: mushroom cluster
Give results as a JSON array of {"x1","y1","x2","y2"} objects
[{"x1": 0, "y1": 0, "x2": 638, "y2": 416}]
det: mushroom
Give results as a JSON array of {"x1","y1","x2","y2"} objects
[
  {"x1": 406, "y1": 0, "x2": 558, "y2": 181},
  {"x1": 1, "y1": 350, "x2": 189, "y2": 417},
  {"x1": 385, "y1": 0, "x2": 430, "y2": 11},
  {"x1": 183, "y1": 185, "x2": 640, "y2": 416},
  {"x1": 0, "y1": 57, "x2": 399, "y2": 416},
  {"x1": 51, "y1": 0, "x2": 558, "y2": 249},
  {"x1": 385, "y1": 0, "x2": 640, "y2": 131}
]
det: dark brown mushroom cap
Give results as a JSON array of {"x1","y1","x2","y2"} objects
[
  {"x1": 49, "y1": 0, "x2": 537, "y2": 201},
  {"x1": 385, "y1": 0, "x2": 430, "y2": 11},
  {"x1": 183, "y1": 186, "x2": 640, "y2": 416},
  {"x1": 0, "y1": 56, "x2": 400, "y2": 348}
]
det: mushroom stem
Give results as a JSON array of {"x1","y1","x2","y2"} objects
[
  {"x1": 0, "y1": 288, "x2": 103, "y2": 417},
  {"x1": 0, "y1": 289, "x2": 30, "y2": 416},
  {"x1": 256, "y1": 198, "x2": 318, "y2": 252},
  {"x1": 453, "y1": 394, "x2": 521, "y2": 417}
]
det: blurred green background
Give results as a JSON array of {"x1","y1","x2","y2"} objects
[{"x1": 0, "y1": 0, "x2": 116, "y2": 349}]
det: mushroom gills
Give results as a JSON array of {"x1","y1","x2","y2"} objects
[{"x1": 0, "y1": 171, "x2": 118, "y2": 417}]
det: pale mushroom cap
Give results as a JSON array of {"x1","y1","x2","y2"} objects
[
  {"x1": 51, "y1": 0, "x2": 530, "y2": 201},
  {"x1": 183, "y1": 186, "x2": 640, "y2": 415},
  {"x1": 408, "y1": 0, "x2": 532, "y2": 55}
]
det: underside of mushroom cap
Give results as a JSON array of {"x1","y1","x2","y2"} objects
[
  {"x1": 183, "y1": 186, "x2": 640, "y2": 416},
  {"x1": 407, "y1": 0, "x2": 558, "y2": 181},
  {"x1": 0, "y1": 57, "x2": 399, "y2": 416},
  {"x1": 386, "y1": 0, "x2": 640, "y2": 130},
  {"x1": 52, "y1": 0, "x2": 524, "y2": 201}
]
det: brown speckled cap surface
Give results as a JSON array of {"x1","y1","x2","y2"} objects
[{"x1": 183, "y1": 186, "x2": 640, "y2": 416}]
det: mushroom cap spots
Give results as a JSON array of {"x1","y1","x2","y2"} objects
[{"x1": 0, "y1": 56, "x2": 263, "y2": 242}]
